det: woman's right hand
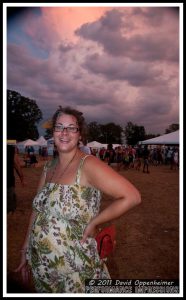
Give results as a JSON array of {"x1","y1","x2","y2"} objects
[
  {"x1": 14, "y1": 252, "x2": 31, "y2": 284},
  {"x1": 80, "y1": 218, "x2": 98, "y2": 245}
]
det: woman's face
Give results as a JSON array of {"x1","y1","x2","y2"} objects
[{"x1": 53, "y1": 113, "x2": 81, "y2": 153}]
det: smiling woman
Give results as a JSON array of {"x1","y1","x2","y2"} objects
[{"x1": 15, "y1": 105, "x2": 141, "y2": 293}]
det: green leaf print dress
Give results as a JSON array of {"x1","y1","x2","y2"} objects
[{"x1": 27, "y1": 155, "x2": 110, "y2": 293}]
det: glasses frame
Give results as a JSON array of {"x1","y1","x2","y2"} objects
[{"x1": 54, "y1": 125, "x2": 79, "y2": 133}]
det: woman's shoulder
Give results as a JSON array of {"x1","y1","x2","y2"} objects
[
  {"x1": 82, "y1": 154, "x2": 99, "y2": 163},
  {"x1": 82, "y1": 154, "x2": 112, "y2": 172},
  {"x1": 81, "y1": 153, "x2": 126, "y2": 191}
]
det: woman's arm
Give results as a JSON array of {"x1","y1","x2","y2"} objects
[{"x1": 80, "y1": 155, "x2": 141, "y2": 243}]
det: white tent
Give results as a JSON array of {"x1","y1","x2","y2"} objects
[
  {"x1": 17, "y1": 139, "x2": 39, "y2": 147},
  {"x1": 139, "y1": 130, "x2": 179, "y2": 145},
  {"x1": 36, "y1": 136, "x2": 47, "y2": 146},
  {"x1": 87, "y1": 141, "x2": 103, "y2": 148},
  {"x1": 101, "y1": 144, "x2": 122, "y2": 149}
]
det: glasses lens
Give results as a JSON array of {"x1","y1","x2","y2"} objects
[
  {"x1": 54, "y1": 125, "x2": 62, "y2": 132},
  {"x1": 67, "y1": 127, "x2": 78, "y2": 133},
  {"x1": 54, "y1": 125, "x2": 79, "y2": 132}
]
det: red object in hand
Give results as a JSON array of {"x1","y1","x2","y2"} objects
[{"x1": 95, "y1": 224, "x2": 116, "y2": 259}]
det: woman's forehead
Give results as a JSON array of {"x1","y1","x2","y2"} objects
[{"x1": 56, "y1": 113, "x2": 78, "y2": 124}]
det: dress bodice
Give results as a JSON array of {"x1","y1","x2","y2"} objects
[{"x1": 32, "y1": 155, "x2": 101, "y2": 223}]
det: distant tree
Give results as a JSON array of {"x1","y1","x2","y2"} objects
[
  {"x1": 87, "y1": 122, "x2": 102, "y2": 142},
  {"x1": 7, "y1": 90, "x2": 42, "y2": 141},
  {"x1": 87, "y1": 122, "x2": 123, "y2": 144},
  {"x1": 99, "y1": 123, "x2": 123, "y2": 144},
  {"x1": 144, "y1": 133, "x2": 160, "y2": 140},
  {"x1": 165, "y1": 123, "x2": 179, "y2": 134},
  {"x1": 124, "y1": 122, "x2": 146, "y2": 145}
]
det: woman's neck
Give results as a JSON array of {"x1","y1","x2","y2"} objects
[{"x1": 57, "y1": 148, "x2": 80, "y2": 166}]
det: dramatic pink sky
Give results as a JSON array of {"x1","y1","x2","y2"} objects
[{"x1": 6, "y1": 4, "x2": 181, "y2": 135}]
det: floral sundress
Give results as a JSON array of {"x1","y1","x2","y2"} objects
[{"x1": 27, "y1": 155, "x2": 110, "y2": 293}]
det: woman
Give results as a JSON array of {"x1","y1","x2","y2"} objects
[{"x1": 15, "y1": 106, "x2": 141, "y2": 293}]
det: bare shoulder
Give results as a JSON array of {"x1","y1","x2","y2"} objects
[
  {"x1": 82, "y1": 155, "x2": 140, "y2": 201},
  {"x1": 83, "y1": 155, "x2": 111, "y2": 171},
  {"x1": 83, "y1": 155, "x2": 124, "y2": 184}
]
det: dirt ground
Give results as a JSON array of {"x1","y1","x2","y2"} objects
[{"x1": 6, "y1": 155, "x2": 180, "y2": 293}]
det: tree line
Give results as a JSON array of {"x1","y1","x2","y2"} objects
[{"x1": 7, "y1": 90, "x2": 179, "y2": 146}]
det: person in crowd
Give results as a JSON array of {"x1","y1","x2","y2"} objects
[
  {"x1": 27, "y1": 146, "x2": 34, "y2": 156},
  {"x1": 170, "y1": 147, "x2": 179, "y2": 170},
  {"x1": 15, "y1": 106, "x2": 141, "y2": 293},
  {"x1": 38, "y1": 146, "x2": 42, "y2": 158},
  {"x1": 135, "y1": 145, "x2": 143, "y2": 171},
  {"x1": 115, "y1": 146, "x2": 123, "y2": 171},
  {"x1": 123, "y1": 147, "x2": 130, "y2": 170},
  {"x1": 107, "y1": 144, "x2": 115, "y2": 165},
  {"x1": 7, "y1": 144, "x2": 25, "y2": 213},
  {"x1": 104, "y1": 144, "x2": 112, "y2": 164},
  {"x1": 41, "y1": 146, "x2": 48, "y2": 160},
  {"x1": 142, "y1": 145, "x2": 150, "y2": 173},
  {"x1": 99, "y1": 147, "x2": 106, "y2": 161},
  {"x1": 167, "y1": 147, "x2": 173, "y2": 165},
  {"x1": 29, "y1": 152, "x2": 38, "y2": 167},
  {"x1": 79, "y1": 140, "x2": 91, "y2": 155},
  {"x1": 128, "y1": 146, "x2": 136, "y2": 169}
]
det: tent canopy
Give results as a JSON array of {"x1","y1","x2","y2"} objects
[
  {"x1": 87, "y1": 141, "x2": 122, "y2": 148},
  {"x1": 87, "y1": 141, "x2": 103, "y2": 148},
  {"x1": 139, "y1": 130, "x2": 179, "y2": 145},
  {"x1": 36, "y1": 136, "x2": 47, "y2": 146},
  {"x1": 17, "y1": 139, "x2": 39, "y2": 147}
]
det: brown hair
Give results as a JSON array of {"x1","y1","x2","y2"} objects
[{"x1": 52, "y1": 106, "x2": 87, "y2": 143}]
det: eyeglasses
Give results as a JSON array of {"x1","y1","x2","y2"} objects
[{"x1": 54, "y1": 125, "x2": 79, "y2": 133}]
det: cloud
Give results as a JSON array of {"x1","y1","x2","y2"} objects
[
  {"x1": 75, "y1": 8, "x2": 179, "y2": 62},
  {"x1": 83, "y1": 53, "x2": 162, "y2": 86},
  {"x1": 6, "y1": 5, "x2": 180, "y2": 135}
]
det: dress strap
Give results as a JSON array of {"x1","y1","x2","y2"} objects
[
  {"x1": 75, "y1": 155, "x2": 91, "y2": 185},
  {"x1": 43, "y1": 159, "x2": 58, "y2": 183},
  {"x1": 43, "y1": 161, "x2": 49, "y2": 173}
]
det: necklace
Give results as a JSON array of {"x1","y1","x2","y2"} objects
[{"x1": 49, "y1": 149, "x2": 78, "y2": 183}]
